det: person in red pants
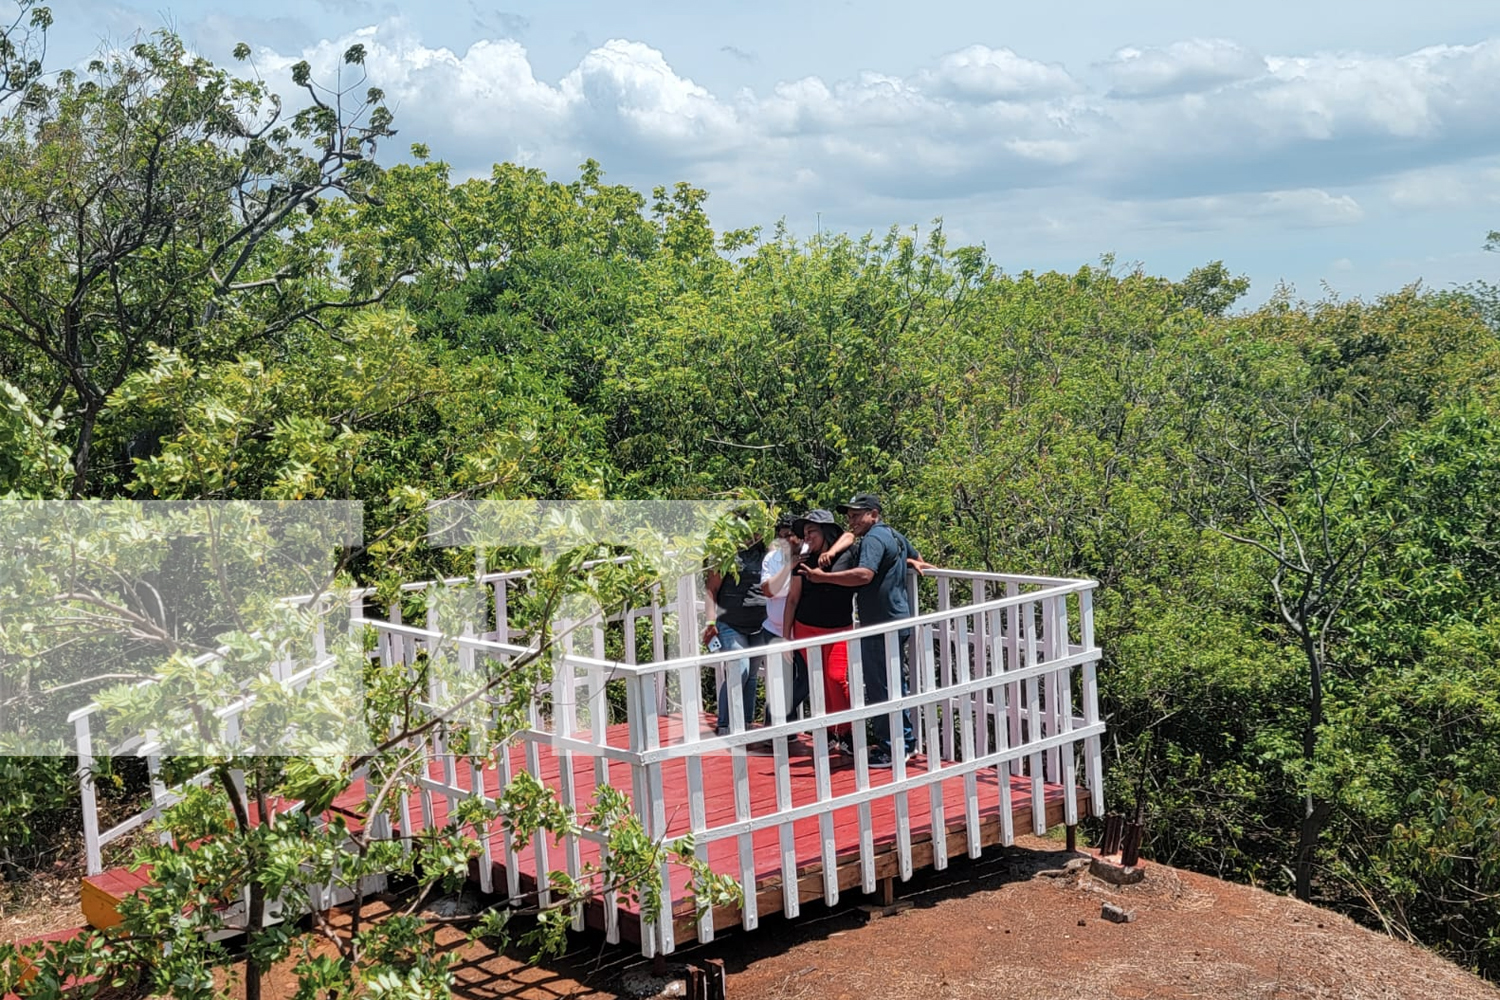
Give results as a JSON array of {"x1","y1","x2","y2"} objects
[{"x1": 788, "y1": 509, "x2": 859, "y2": 755}]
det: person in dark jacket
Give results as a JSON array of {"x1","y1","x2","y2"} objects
[{"x1": 704, "y1": 533, "x2": 768, "y2": 735}]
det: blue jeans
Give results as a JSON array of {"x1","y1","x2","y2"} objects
[
  {"x1": 762, "y1": 645, "x2": 811, "y2": 726},
  {"x1": 715, "y1": 621, "x2": 767, "y2": 732},
  {"x1": 860, "y1": 627, "x2": 913, "y2": 754}
]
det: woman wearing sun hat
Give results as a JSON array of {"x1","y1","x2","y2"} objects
[{"x1": 787, "y1": 509, "x2": 858, "y2": 753}]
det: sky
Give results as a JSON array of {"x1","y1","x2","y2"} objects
[{"x1": 40, "y1": 1, "x2": 1500, "y2": 306}]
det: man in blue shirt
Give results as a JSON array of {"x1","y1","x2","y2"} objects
[{"x1": 800, "y1": 493, "x2": 929, "y2": 765}]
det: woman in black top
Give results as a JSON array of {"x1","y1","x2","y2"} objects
[{"x1": 788, "y1": 510, "x2": 857, "y2": 750}]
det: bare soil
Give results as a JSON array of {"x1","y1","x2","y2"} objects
[
  {"x1": 0, "y1": 870, "x2": 82, "y2": 944},
  {"x1": 710, "y1": 837, "x2": 1500, "y2": 1000}
]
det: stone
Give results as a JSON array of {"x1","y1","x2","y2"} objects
[
  {"x1": 1101, "y1": 902, "x2": 1136, "y2": 924},
  {"x1": 421, "y1": 891, "x2": 482, "y2": 918},
  {"x1": 1090, "y1": 855, "x2": 1146, "y2": 886},
  {"x1": 620, "y1": 965, "x2": 686, "y2": 999}
]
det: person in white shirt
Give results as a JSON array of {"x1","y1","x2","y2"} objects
[{"x1": 760, "y1": 512, "x2": 809, "y2": 725}]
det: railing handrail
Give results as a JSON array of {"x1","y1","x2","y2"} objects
[
  {"x1": 71, "y1": 556, "x2": 1107, "y2": 939},
  {"x1": 635, "y1": 644, "x2": 1099, "y2": 763},
  {"x1": 920, "y1": 567, "x2": 1095, "y2": 587},
  {"x1": 353, "y1": 573, "x2": 1097, "y2": 677}
]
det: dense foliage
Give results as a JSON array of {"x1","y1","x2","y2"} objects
[{"x1": 2, "y1": 9, "x2": 1499, "y2": 991}]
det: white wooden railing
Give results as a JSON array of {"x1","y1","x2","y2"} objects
[{"x1": 72, "y1": 564, "x2": 1104, "y2": 959}]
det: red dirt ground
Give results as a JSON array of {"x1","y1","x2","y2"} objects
[{"x1": 708, "y1": 836, "x2": 1500, "y2": 1000}]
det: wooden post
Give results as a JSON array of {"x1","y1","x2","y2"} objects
[
  {"x1": 76, "y1": 714, "x2": 102, "y2": 875},
  {"x1": 704, "y1": 959, "x2": 726, "y2": 1000},
  {"x1": 1122, "y1": 822, "x2": 1143, "y2": 867}
]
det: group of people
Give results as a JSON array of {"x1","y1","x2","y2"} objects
[{"x1": 701, "y1": 492, "x2": 931, "y2": 767}]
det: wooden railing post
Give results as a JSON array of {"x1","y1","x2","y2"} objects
[
  {"x1": 1079, "y1": 587, "x2": 1104, "y2": 817},
  {"x1": 76, "y1": 714, "x2": 102, "y2": 875}
]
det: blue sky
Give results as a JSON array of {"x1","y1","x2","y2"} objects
[{"x1": 43, "y1": 1, "x2": 1500, "y2": 306}]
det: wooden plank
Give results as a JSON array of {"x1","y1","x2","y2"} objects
[{"x1": 484, "y1": 711, "x2": 1079, "y2": 908}]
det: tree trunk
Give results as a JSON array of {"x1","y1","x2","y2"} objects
[
  {"x1": 245, "y1": 858, "x2": 266, "y2": 1000},
  {"x1": 244, "y1": 776, "x2": 273, "y2": 1000},
  {"x1": 68, "y1": 400, "x2": 99, "y2": 498},
  {"x1": 1296, "y1": 796, "x2": 1333, "y2": 901},
  {"x1": 1294, "y1": 632, "x2": 1329, "y2": 902},
  {"x1": 217, "y1": 766, "x2": 264, "y2": 1000}
]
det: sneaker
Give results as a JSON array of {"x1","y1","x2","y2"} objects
[
  {"x1": 867, "y1": 747, "x2": 893, "y2": 768},
  {"x1": 832, "y1": 735, "x2": 854, "y2": 756}
]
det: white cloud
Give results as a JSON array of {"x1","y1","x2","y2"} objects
[
  {"x1": 1387, "y1": 163, "x2": 1500, "y2": 208},
  {"x1": 1084, "y1": 188, "x2": 1364, "y2": 236},
  {"x1": 254, "y1": 23, "x2": 570, "y2": 162},
  {"x1": 561, "y1": 40, "x2": 743, "y2": 154},
  {"x1": 1261, "y1": 189, "x2": 1365, "y2": 226},
  {"x1": 1102, "y1": 39, "x2": 1266, "y2": 98},
  {"x1": 243, "y1": 21, "x2": 1500, "y2": 264},
  {"x1": 921, "y1": 45, "x2": 1076, "y2": 102},
  {"x1": 1257, "y1": 42, "x2": 1500, "y2": 142}
]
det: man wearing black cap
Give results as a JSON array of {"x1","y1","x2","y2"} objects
[{"x1": 800, "y1": 493, "x2": 927, "y2": 765}]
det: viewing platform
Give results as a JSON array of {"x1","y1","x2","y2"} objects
[{"x1": 69, "y1": 564, "x2": 1105, "y2": 957}]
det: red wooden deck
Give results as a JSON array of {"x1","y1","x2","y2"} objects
[
  {"x1": 77, "y1": 716, "x2": 1082, "y2": 946},
  {"x1": 400, "y1": 715, "x2": 1080, "y2": 944}
]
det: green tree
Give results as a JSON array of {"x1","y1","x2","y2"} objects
[
  {"x1": 0, "y1": 32, "x2": 397, "y2": 497},
  {"x1": 1326, "y1": 402, "x2": 1500, "y2": 974},
  {"x1": 1175, "y1": 260, "x2": 1250, "y2": 317}
]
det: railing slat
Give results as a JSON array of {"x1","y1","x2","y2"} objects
[
  {"x1": 1055, "y1": 598, "x2": 1079, "y2": 827},
  {"x1": 806, "y1": 644, "x2": 839, "y2": 905},
  {"x1": 919, "y1": 624, "x2": 947, "y2": 872},
  {"x1": 848, "y1": 639, "x2": 876, "y2": 895},
  {"x1": 954, "y1": 608, "x2": 981, "y2": 859},
  {"x1": 1024, "y1": 600, "x2": 1046, "y2": 836}
]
